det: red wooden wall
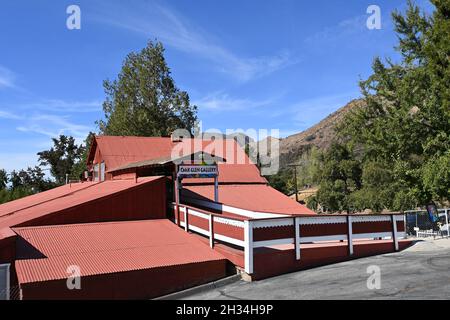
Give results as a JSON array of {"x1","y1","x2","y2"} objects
[{"x1": 19, "y1": 260, "x2": 227, "y2": 300}]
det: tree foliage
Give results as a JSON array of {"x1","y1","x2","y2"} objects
[
  {"x1": 315, "y1": 143, "x2": 362, "y2": 212},
  {"x1": 0, "y1": 169, "x2": 7, "y2": 190},
  {"x1": 98, "y1": 40, "x2": 198, "y2": 136},
  {"x1": 37, "y1": 135, "x2": 85, "y2": 185},
  {"x1": 0, "y1": 134, "x2": 91, "y2": 204},
  {"x1": 9, "y1": 167, "x2": 54, "y2": 191},
  {"x1": 295, "y1": 146, "x2": 321, "y2": 189},
  {"x1": 314, "y1": 0, "x2": 450, "y2": 212},
  {"x1": 0, "y1": 166, "x2": 56, "y2": 204},
  {"x1": 266, "y1": 168, "x2": 295, "y2": 195},
  {"x1": 70, "y1": 132, "x2": 95, "y2": 180}
]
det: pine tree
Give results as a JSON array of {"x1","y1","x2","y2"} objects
[{"x1": 98, "y1": 41, "x2": 198, "y2": 136}]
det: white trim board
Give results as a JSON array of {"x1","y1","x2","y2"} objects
[{"x1": 185, "y1": 198, "x2": 289, "y2": 219}]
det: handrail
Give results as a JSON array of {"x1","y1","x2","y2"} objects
[
  {"x1": 248, "y1": 212, "x2": 406, "y2": 222},
  {"x1": 173, "y1": 201, "x2": 406, "y2": 223},
  {"x1": 405, "y1": 208, "x2": 450, "y2": 214},
  {"x1": 171, "y1": 202, "x2": 246, "y2": 252},
  {"x1": 171, "y1": 202, "x2": 248, "y2": 223},
  {"x1": 173, "y1": 202, "x2": 405, "y2": 228}
]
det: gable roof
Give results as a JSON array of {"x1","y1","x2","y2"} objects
[
  {"x1": 182, "y1": 184, "x2": 316, "y2": 216},
  {"x1": 0, "y1": 177, "x2": 163, "y2": 231},
  {"x1": 107, "y1": 151, "x2": 227, "y2": 173},
  {"x1": 88, "y1": 135, "x2": 267, "y2": 184},
  {"x1": 14, "y1": 219, "x2": 226, "y2": 284}
]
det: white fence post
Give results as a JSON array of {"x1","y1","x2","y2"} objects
[
  {"x1": 392, "y1": 215, "x2": 399, "y2": 251},
  {"x1": 404, "y1": 214, "x2": 407, "y2": 238},
  {"x1": 295, "y1": 217, "x2": 301, "y2": 260},
  {"x1": 347, "y1": 216, "x2": 353, "y2": 255},
  {"x1": 445, "y1": 209, "x2": 449, "y2": 238},
  {"x1": 209, "y1": 214, "x2": 214, "y2": 248},
  {"x1": 184, "y1": 207, "x2": 189, "y2": 232},
  {"x1": 244, "y1": 220, "x2": 254, "y2": 274}
]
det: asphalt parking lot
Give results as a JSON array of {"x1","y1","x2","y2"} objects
[{"x1": 182, "y1": 238, "x2": 450, "y2": 300}]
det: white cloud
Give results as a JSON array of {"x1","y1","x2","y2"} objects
[
  {"x1": 94, "y1": 2, "x2": 296, "y2": 82},
  {"x1": 305, "y1": 15, "x2": 367, "y2": 44},
  {"x1": 0, "y1": 66, "x2": 16, "y2": 89},
  {"x1": 1, "y1": 99, "x2": 96, "y2": 141},
  {"x1": 23, "y1": 99, "x2": 102, "y2": 113},
  {"x1": 305, "y1": 12, "x2": 392, "y2": 49},
  {"x1": 0, "y1": 110, "x2": 22, "y2": 120},
  {"x1": 16, "y1": 114, "x2": 92, "y2": 142},
  {"x1": 194, "y1": 92, "x2": 274, "y2": 111},
  {"x1": 1, "y1": 98, "x2": 95, "y2": 143},
  {"x1": 0, "y1": 153, "x2": 41, "y2": 173}
]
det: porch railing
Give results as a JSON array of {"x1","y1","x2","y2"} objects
[{"x1": 170, "y1": 203, "x2": 406, "y2": 275}]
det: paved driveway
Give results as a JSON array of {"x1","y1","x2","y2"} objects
[{"x1": 182, "y1": 238, "x2": 450, "y2": 300}]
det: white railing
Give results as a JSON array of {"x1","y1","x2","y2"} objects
[
  {"x1": 171, "y1": 203, "x2": 245, "y2": 248},
  {"x1": 405, "y1": 208, "x2": 450, "y2": 236},
  {"x1": 171, "y1": 203, "x2": 406, "y2": 276},
  {"x1": 245, "y1": 214, "x2": 405, "y2": 274},
  {"x1": 415, "y1": 229, "x2": 438, "y2": 238}
]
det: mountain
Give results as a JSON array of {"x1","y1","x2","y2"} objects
[{"x1": 278, "y1": 99, "x2": 365, "y2": 168}]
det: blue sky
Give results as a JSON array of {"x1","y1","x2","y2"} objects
[{"x1": 0, "y1": 0, "x2": 434, "y2": 172}]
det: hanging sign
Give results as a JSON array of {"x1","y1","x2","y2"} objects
[{"x1": 177, "y1": 164, "x2": 218, "y2": 179}]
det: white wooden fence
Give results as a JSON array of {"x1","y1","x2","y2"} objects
[{"x1": 171, "y1": 203, "x2": 406, "y2": 275}]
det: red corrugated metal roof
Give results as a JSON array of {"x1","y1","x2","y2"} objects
[
  {"x1": 0, "y1": 183, "x2": 93, "y2": 220},
  {"x1": 183, "y1": 163, "x2": 266, "y2": 184},
  {"x1": 0, "y1": 177, "x2": 163, "y2": 230},
  {"x1": 14, "y1": 219, "x2": 226, "y2": 284},
  {"x1": 90, "y1": 136, "x2": 267, "y2": 184},
  {"x1": 0, "y1": 226, "x2": 15, "y2": 241},
  {"x1": 182, "y1": 184, "x2": 316, "y2": 215}
]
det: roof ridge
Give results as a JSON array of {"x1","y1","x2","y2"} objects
[
  {"x1": 97, "y1": 135, "x2": 241, "y2": 141},
  {"x1": 13, "y1": 218, "x2": 167, "y2": 231},
  {"x1": 0, "y1": 182, "x2": 100, "y2": 219},
  {"x1": 1, "y1": 178, "x2": 163, "y2": 229}
]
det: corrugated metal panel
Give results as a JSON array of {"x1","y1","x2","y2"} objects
[
  {"x1": 182, "y1": 184, "x2": 316, "y2": 215},
  {"x1": 14, "y1": 220, "x2": 226, "y2": 284},
  {"x1": 0, "y1": 183, "x2": 93, "y2": 220},
  {"x1": 20, "y1": 259, "x2": 227, "y2": 300},
  {"x1": 0, "y1": 177, "x2": 166, "y2": 230},
  {"x1": 183, "y1": 164, "x2": 267, "y2": 184},
  {"x1": 92, "y1": 136, "x2": 267, "y2": 184}
]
